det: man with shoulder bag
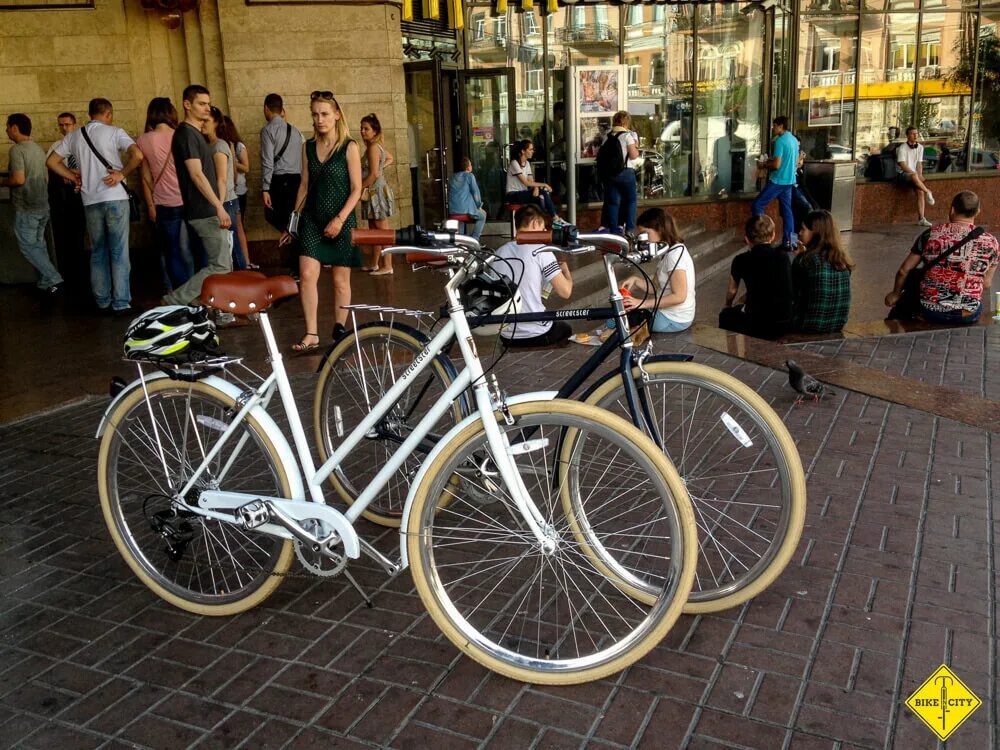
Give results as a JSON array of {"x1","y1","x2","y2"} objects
[
  {"x1": 885, "y1": 190, "x2": 999, "y2": 324},
  {"x1": 261, "y1": 93, "x2": 304, "y2": 276},
  {"x1": 46, "y1": 97, "x2": 143, "y2": 314}
]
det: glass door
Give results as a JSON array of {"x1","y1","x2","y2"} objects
[
  {"x1": 405, "y1": 61, "x2": 451, "y2": 226},
  {"x1": 459, "y1": 68, "x2": 516, "y2": 219}
]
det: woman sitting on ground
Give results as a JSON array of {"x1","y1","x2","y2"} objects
[
  {"x1": 619, "y1": 207, "x2": 696, "y2": 333},
  {"x1": 504, "y1": 139, "x2": 564, "y2": 223},
  {"x1": 792, "y1": 209, "x2": 853, "y2": 334}
]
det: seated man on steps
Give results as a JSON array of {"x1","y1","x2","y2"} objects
[
  {"x1": 493, "y1": 205, "x2": 574, "y2": 347},
  {"x1": 718, "y1": 214, "x2": 794, "y2": 340}
]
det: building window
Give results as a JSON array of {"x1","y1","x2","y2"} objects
[{"x1": 523, "y1": 11, "x2": 539, "y2": 37}]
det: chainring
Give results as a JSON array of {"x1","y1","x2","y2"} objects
[{"x1": 293, "y1": 518, "x2": 348, "y2": 577}]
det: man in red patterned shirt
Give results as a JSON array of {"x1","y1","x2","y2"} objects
[{"x1": 885, "y1": 190, "x2": 998, "y2": 324}]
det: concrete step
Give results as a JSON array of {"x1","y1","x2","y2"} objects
[{"x1": 556, "y1": 223, "x2": 740, "y2": 311}]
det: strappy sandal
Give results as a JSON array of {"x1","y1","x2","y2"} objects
[{"x1": 291, "y1": 333, "x2": 320, "y2": 354}]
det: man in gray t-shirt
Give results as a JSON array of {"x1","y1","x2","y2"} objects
[{"x1": 2, "y1": 114, "x2": 63, "y2": 292}]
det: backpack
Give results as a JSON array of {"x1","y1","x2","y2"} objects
[
  {"x1": 864, "y1": 152, "x2": 899, "y2": 181},
  {"x1": 596, "y1": 131, "x2": 628, "y2": 181}
]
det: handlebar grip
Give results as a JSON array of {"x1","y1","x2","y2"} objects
[
  {"x1": 351, "y1": 229, "x2": 396, "y2": 245},
  {"x1": 405, "y1": 252, "x2": 448, "y2": 264},
  {"x1": 515, "y1": 230, "x2": 553, "y2": 244}
]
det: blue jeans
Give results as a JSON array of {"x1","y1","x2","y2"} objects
[
  {"x1": 224, "y1": 199, "x2": 246, "y2": 270},
  {"x1": 651, "y1": 312, "x2": 691, "y2": 333},
  {"x1": 155, "y1": 204, "x2": 194, "y2": 288},
  {"x1": 920, "y1": 302, "x2": 982, "y2": 325},
  {"x1": 84, "y1": 200, "x2": 131, "y2": 310},
  {"x1": 505, "y1": 189, "x2": 558, "y2": 217},
  {"x1": 752, "y1": 182, "x2": 795, "y2": 246},
  {"x1": 13, "y1": 209, "x2": 63, "y2": 289},
  {"x1": 601, "y1": 169, "x2": 638, "y2": 232},
  {"x1": 465, "y1": 208, "x2": 487, "y2": 240}
]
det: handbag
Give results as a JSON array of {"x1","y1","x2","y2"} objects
[
  {"x1": 360, "y1": 186, "x2": 371, "y2": 203},
  {"x1": 79, "y1": 124, "x2": 142, "y2": 222},
  {"x1": 888, "y1": 226, "x2": 985, "y2": 320}
]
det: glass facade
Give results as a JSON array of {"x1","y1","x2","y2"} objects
[{"x1": 460, "y1": 0, "x2": 999, "y2": 210}]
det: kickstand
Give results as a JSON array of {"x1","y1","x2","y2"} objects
[{"x1": 343, "y1": 568, "x2": 374, "y2": 608}]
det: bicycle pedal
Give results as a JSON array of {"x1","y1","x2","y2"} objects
[{"x1": 237, "y1": 500, "x2": 269, "y2": 529}]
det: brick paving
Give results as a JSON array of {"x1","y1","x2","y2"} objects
[{"x1": 1, "y1": 326, "x2": 997, "y2": 749}]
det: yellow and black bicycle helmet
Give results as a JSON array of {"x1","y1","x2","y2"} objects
[{"x1": 123, "y1": 305, "x2": 219, "y2": 362}]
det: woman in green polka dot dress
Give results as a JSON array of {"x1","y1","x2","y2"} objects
[{"x1": 284, "y1": 91, "x2": 363, "y2": 352}]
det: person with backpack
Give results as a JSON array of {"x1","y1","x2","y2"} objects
[{"x1": 598, "y1": 110, "x2": 640, "y2": 233}]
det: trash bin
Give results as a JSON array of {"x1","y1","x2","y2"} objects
[{"x1": 802, "y1": 160, "x2": 855, "y2": 231}]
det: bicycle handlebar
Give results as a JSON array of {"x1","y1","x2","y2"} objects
[{"x1": 517, "y1": 226, "x2": 671, "y2": 264}]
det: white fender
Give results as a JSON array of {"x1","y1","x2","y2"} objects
[
  {"x1": 95, "y1": 372, "x2": 306, "y2": 505},
  {"x1": 397, "y1": 390, "x2": 558, "y2": 569}
]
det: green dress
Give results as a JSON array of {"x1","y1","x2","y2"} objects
[{"x1": 300, "y1": 138, "x2": 361, "y2": 267}]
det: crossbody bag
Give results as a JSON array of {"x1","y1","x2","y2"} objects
[
  {"x1": 889, "y1": 226, "x2": 985, "y2": 320},
  {"x1": 79, "y1": 124, "x2": 142, "y2": 222}
]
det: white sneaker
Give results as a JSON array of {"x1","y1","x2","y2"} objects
[
  {"x1": 918, "y1": 217, "x2": 933, "y2": 227},
  {"x1": 926, "y1": 192, "x2": 935, "y2": 206}
]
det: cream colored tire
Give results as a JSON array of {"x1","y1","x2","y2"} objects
[
  {"x1": 97, "y1": 379, "x2": 293, "y2": 616},
  {"x1": 584, "y1": 361, "x2": 806, "y2": 613},
  {"x1": 406, "y1": 399, "x2": 697, "y2": 685}
]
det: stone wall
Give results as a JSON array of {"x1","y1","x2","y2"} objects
[{"x1": 0, "y1": 0, "x2": 409, "y2": 247}]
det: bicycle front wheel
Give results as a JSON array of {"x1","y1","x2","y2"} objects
[
  {"x1": 313, "y1": 324, "x2": 463, "y2": 527},
  {"x1": 407, "y1": 399, "x2": 696, "y2": 685},
  {"x1": 585, "y1": 361, "x2": 805, "y2": 613},
  {"x1": 97, "y1": 379, "x2": 294, "y2": 616}
]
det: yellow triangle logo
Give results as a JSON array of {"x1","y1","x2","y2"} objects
[{"x1": 904, "y1": 664, "x2": 982, "y2": 741}]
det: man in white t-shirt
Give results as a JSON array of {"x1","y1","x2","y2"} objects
[
  {"x1": 47, "y1": 98, "x2": 143, "y2": 314},
  {"x1": 895, "y1": 126, "x2": 935, "y2": 227},
  {"x1": 493, "y1": 205, "x2": 574, "y2": 347}
]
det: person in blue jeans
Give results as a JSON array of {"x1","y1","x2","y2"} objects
[
  {"x1": 47, "y1": 97, "x2": 143, "y2": 314},
  {"x1": 600, "y1": 110, "x2": 640, "y2": 233},
  {"x1": 448, "y1": 157, "x2": 487, "y2": 240},
  {"x1": 3, "y1": 114, "x2": 64, "y2": 296},
  {"x1": 752, "y1": 116, "x2": 799, "y2": 248}
]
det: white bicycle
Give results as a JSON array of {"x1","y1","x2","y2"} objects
[{"x1": 95, "y1": 228, "x2": 698, "y2": 685}]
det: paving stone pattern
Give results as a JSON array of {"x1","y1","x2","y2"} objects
[
  {"x1": 793, "y1": 326, "x2": 1000, "y2": 401},
  {"x1": 0, "y1": 338, "x2": 996, "y2": 749}
]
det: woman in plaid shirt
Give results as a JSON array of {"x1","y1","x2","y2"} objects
[{"x1": 792, "y1": 210, "x2": 854, "y2": 333}]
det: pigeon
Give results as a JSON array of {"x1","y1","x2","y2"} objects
[{"x1": 786, "y1": 359, "x2": 827, "y2": 404}]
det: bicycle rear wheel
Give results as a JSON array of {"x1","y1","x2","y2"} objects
[
  {"x1": 584, "y1": 361, "x2": 805, "y2": 613},
  {"x1": 97, "y1": 379, "x2": 294, "y2": 615},
  {"x1": 313, "y1": 323, "x2": 463, "y2": 527},
  {"x1": 407, "y1": 399, "x2": 696, "y2": 685}
]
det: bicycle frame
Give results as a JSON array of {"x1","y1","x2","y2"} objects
[
  {"x1": 458, "y1": 252, "x2": 692, "y2": 439},
  {"x1": 108, "y1": 256, "x2": 560, "y2": 569}
]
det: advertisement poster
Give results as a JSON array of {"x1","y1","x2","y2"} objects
[
  {"x1": 572, "y1": 65, "x2": 627, "y2": 163},
  {"x1": 808, "y1": 71, "x2": 843, "y2": 127},
  {"x1": 579, "y1": 69, "x2": 619, "y2": 114}
]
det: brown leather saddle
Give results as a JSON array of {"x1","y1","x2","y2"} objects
[{"x1": 201, "y1": 271, "x2": 298, "y2": 316}]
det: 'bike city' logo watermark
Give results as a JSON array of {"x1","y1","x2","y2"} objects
[{"x1": 904, "y1": 664, "x2": 981, "y2": 741}]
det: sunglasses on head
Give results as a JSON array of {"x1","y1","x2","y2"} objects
[{"x1": 311, "y1": 90, "x2": 335, "y2": 101}]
